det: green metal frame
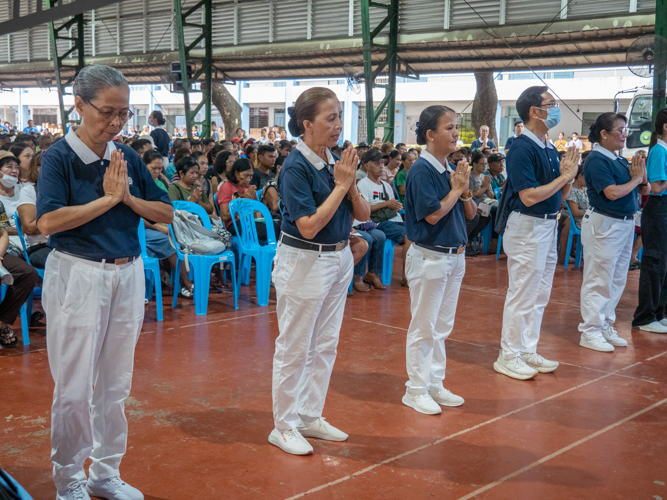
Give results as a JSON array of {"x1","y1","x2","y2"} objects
[
  {"x1": 653, "y1": 0, "x2": 667, "y2": 123},
  {"x1": 47, "y1": 0, "x2": 85, "y2": 128},
  {"x1": 174, "y1": 0, "x2": 212, "y2": 140},
  {"x1": 360, "y1": 0, "x2": 418, "y2": 144}
]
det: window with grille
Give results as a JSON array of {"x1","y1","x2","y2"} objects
[{"x1": 249, "y1": 107, "x2": 269, "y2": 128}]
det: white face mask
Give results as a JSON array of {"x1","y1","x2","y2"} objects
[{"x1": 0, "y1": 174, "x2": 18, "y2": 188}]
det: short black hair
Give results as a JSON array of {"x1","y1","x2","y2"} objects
[
  {"x1": 514, "y1": 120, "x2": 524, "y2": 127},
  {"x1": 130, "y1": 138, "x2": 152, "y2": 154},
  {"x1": 207, "y1": 144, "x2": 226, "y2": 165},
  {"x1": 389, "y1": 150, "x2": 401, "y2": 160},
  {"x1": 278, "y1": 139, "x2": 292, "y2": 150},
  {"x1": 361, "y1": 148, "x2": 383, "y2": 165},
  {"x1": 228, "y1": 158, "x2": 253, "y2": 185},
  {"x1": 213, "y1": 151, "x2": 234, "y2": 175},
  {"x1": 202, "y1": 138, "x2": 215, "y2": 146},
  {"x1": 191, "y1": 139, "x2": 201, "y2": 147},
  {"x1": 258, "y1": 144, "x2": 276, "y2": 156},
  {"x1": 516, "y1": 86, "x2": 549, "y2": 123},
  {"x1": 395, "y1": 143, "x2": 406, "y2": 149},
  {"x1": 14, "y1": 133, "x2": 36, "y2": 146},
  {"x1": 416, "y1": 105, "x2": 455, "y2": 145},
  {"x1": 143, "y1": 149, "x2": 163, "y2": 165},
  {"x1": 175, "y1": 156, "x2": 199, "y2": 175}
]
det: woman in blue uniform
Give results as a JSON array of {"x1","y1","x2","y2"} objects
[
  {"x1": 402, "y1": 105, "x2": 477, "y2": 415},
  {"x1": 37, "y1": 65, "x2": 173, "y2": 500},
  {"x1": 579, "y1": 112, "x2": 649, "y2": 351},
  {"x1": 270, "y1": 87, "x2": 370, "y2": 455},
  {"x1": 633, "y1": 108, "x2": 667, "y2": 333},
  {"x1": 149, "y1": 110, "x2": 171, "y2": 169}
]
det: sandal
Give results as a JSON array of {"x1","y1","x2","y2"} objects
[
  {"x1": 0, "y1": 326, "x2": 17, "y2": 348},
  {"x1": 181, "y1": 285, "x2": 194, "y2": 299},
  {"x1": 30, "y1": 311, "x2": 46, "y2": 327}
]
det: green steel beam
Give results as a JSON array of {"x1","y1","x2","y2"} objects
[
  {"x1": 47, "y1": 0, "x2": 85, "y2": 128},
  {"x1": 174, "y1": 0, "x2": 212, "y2": 140},
  {"x1": 653, "y1": 0, "x2": 667, "y2": 123}
]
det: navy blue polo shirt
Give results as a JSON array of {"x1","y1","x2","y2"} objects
[
  {"x1": 37, "y1": 131, "x2": 172, "y2": 260},
  {"x1": 278, "y1": 142, "x2": 351, "y2": 244},
  {"x1": 506, "y1": 130, "x2": 562, "y2": 216},
  {"x1": 150, "y1": 127, "x2": 171, "y2": 157},
  {"x1": 584, "y1": 147, "x2": 638, "y2": 217},
  {"x1": 404, "y1": 153, "x2": 467, "y2": 248}
]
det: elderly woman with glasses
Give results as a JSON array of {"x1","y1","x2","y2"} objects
[
  {"x1": 36, "y1": 65, "x2": 173, "y2": 500},
  {"x1": 578, "y1": 112, "x2": 649, "y2": 352}
]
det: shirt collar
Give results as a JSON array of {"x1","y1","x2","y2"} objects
[
  {"x1": 658, "y1": 139, "x2": 667, "y2": 152},
  {"x1": 521, "y1": 128, "x2": 554, "y2": 150},
  {"x1": 65, "y1": 129, "x2": 116, "y2": 165},
  {"x1": 419, "y1": 150, "x2": 446, "y2": 174},
  {"x1": 295, "y1": 137, "x2": 334, "y2": 171},
  {"x1": 593, "y1": 143, "x2": 620, "y2": 161}
]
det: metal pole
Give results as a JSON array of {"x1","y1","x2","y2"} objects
[
  {"x1": 203, "y1": 0, "x2": 212, "y2": 138},
  {"x1": 383, "y1": 0, "x2": 398, "y2": 143},
  {"x1": 653, "y1": 0, "x2": 667, "y2": 123},
  {"x1": 360, "y1": 0, "x2": 375, "y2": 144},
  {"x1": 173, "y1": 0, "x2": 193, "y2": 140}
]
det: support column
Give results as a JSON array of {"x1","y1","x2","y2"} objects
[
  {"x1": 653, "y1": 0, "x2": 667, "y2": 123},
  {"x1": 284, "y1": 79, "x2": 294, "y2": 139}
]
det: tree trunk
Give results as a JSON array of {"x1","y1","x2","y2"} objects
[
  {"x1": 471, "y1": 71, "x2": 499, "y2": 145},
  {"x1": 211, "y1": 82, "x2": 242, "y2": 141}
]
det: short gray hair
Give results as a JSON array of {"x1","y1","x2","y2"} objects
[{"x1": 72, "y1": 64, "x2": 128, "y2": 102}]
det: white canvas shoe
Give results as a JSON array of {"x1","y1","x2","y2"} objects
[
  {"x1": 57, "y1": 483, "x2": 91, "y2": 500},
  {"x1": 636, "y1": 321, "x2": 667, "y2": 334},
  {"x1": 85, "y1": 477, "x2": 143, "y2": 500},
  {"x1": 297, "y1": 417, "x2": 348, "y2": 441},
  {"x1": 402, "y1": 392, "x2": 442, "y2": 415},
  {"x1": 580, "y1": 336, "x2": 615, "y2": 352},
  {"x1": 268, "y1": 428, "x2": 313, "y2": 455},
  {"x1": 428, "y1": 387, "x2": 464, "y2": 407},
  {"x1": 520, "y1": 352, "x2": 559, "y2": 373},
  {"x1": 659, "y1": 319, "x2": 667, "y2": 327},
  {"x1": 493, "y1": 352, "x2": 538, "y2": 380},
  {"x1": 602, "y1": 326, "x2": 628, "y2": 347}
]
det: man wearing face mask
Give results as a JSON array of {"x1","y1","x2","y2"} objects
[{"x1": 494, "y1": 86, "x2": 579, "y2": 381}]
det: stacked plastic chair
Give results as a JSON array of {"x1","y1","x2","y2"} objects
[
  {"x1": 228, "y1": 199, "x2": 277, "y2": 306},
  {"x1": 169, "y1": 201, "x2": 238, "y2": 314}
]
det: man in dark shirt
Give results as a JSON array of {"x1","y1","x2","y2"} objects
[{"x1": 251, "y1": 144, "x2": 278, "y2": 190}]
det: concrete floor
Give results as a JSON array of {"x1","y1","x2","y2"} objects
[{"x1": 1, "y1": 254, "x2": 666, "y2": 500}]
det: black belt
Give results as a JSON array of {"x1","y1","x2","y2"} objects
[
  {"x1": 591, "y1": 208, "x2": 635, "y2": 221},
  {"x1": 416, "y1": 243, "x2": 465, "y2": 255},
  {"x1": 280, "y1": 233, "x2": 348, "y2": 252},
  {"x1": 59, "y1": 250, "x2": 139, "y2": 265},
  {"x1": 516, "y1": 211, "x2": 561, "y2": 220}
]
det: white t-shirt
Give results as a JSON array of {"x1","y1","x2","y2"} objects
[
  {"x1": 16, "y1": 183, "x2": 48, "y2": 247},
  {"x1": 257, "y1": 136, "x2": 270, "y2": 145},
  {"x1": 354, "y1": 177, "x2": 403, "y2": 225},
  {"x1": 0, "y1": 184, "x2": 23, "y2": 249},
  {"x1": 568, "y1": 138, "x2": 583, "y2": 149}
]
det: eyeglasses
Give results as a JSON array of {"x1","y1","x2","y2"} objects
[
  {"x1": 611, "y1": 127, "x2": 629, "y2": 135},
  {"x1": 539, "y1": 101, "x2": 560, "y2": 109},
  {"x1": 84, "y1": 99, "x2": 134, "y2": 123}
]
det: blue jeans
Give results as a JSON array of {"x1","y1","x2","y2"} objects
[
  {"x1": 354, "y1": 229, "x2": 385, "y2": 275},
  {"x1": 377, "y1": 220, "x2": 406, "y2": 244}
]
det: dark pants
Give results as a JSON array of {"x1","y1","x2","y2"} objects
[
  {"x1": 229, "y1": 218, "x2": 281, "y2": 241},
  {"x1": 354, "y1": 229, "x2": 385, "y2": 275},
  {"x1": 377, "y1": 220, "x2": 406, "y2": 244},
  {"x1": 633, "y1": 196, "x2": 667, "y2": 326},
  {"x1": 0, "y1": 253, "x2": 39, "y2": 325},
  {"x1": 466, "y1": 213, "x2": 491, "y2": 242},
  {"x1": 27, "y1": 243, "x2": 51, "y2": 269}
]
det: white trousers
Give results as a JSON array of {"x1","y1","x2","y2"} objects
[
  {"x1": 271, "y1": 243, "x2": 353, "y2": 431},
  {"x1": 405, "y1": 244, "x2": 465, "y2": 395},
  {"x1": 579, "y1": 210, "x2": 635, "y2": 340},
  {"x1": 500, "y1": 212, "x2": 558, "y2": 360},
  {"x1": 44, "y1": 250, "x2": 145, "y2": 492}
]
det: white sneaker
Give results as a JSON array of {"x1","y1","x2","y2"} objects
[
  {"x1": 297, "y1": 417, "x2": 348, "y2": 441},
  {"x1": 580, "y1": 336, "x2": 615, "y2": 352},
  {"x1": 660, "y1": 319, "x2": 667, "y2": 327},
  {"x1": 428, "y1": 387, "x2": 464, "y2": 407},
  {"x1": 602, "y1": 326, "x2": 628, "y2": 347},
  {"x1": 268, "y1": 428, "x2": 313, "y2": 455},
  {"x1": 402, "y1": 392, "x2": 442, "y2": 415},
  {"x1": 520, "y1": 352, "x2": 559, "y2": 373},
  {"x1": 86, "y1": 477, "x2": 143, "y2": 500},
  {"x1": 57, "y1": 483, "x2": 91, "y2": 500},
  {"x1": 493, "y1": 352, "x2": 538, "y2": 380},
  {"x1": 636, "y1": 321, "x2": 667, "y2": 334}
]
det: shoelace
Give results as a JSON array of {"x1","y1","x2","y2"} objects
[
  {"x1": 70, "y1": 484, "x2": 88, "y2": 500},
  {"x1": 515, "y1": 355, "x2": 532, "y2": 369},
  {"x1": 415, "y1": 394, "x2": 435, "y2": 405},
  {"x1": 605, "y1": 327, "x2": 620, "y2": 339},
  {"x1": 106, "y1": 477, "x2": 127, "y2": 489}
]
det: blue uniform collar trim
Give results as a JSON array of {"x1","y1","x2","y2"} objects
[
  {"x1": 521, "y1": 128, "x2": 554, "y2": 150},
  {"x1": 65, "y1": 129, "x2": 116, "y2": 165},
  {"x1": 296, "y1": 137, "x2": 334, "y2": 171},
  {"x1": 592, "y1": 143, "x2": 620, "y2": 161},
  {"x1": 419, "y1": 150, "x2": 446, "y2": 174}
]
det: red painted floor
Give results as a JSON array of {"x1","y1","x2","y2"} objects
[{"x1": 1, "y1": 254, "x2": 666, "y2": 500}]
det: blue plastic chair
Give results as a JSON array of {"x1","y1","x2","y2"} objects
[
  {"x1": 494, "y1": 187, "x2": 503, "y2": 259},
  {"x1": 0, "y1": 285, "x2": 30, "y2": 346},
  {"x1": 564, "y1": 201, "x2": 583, "y2": 269},
  {"x1": 228, "y1": 199, "x2": 277, "y2": 306},
  {"x1": 138, "y1": 221, "x2": 163, "y2": 322},
  {"x1": 381, "y1": 238, "x2": 397, "y2": 286},
  {"x1": 169, "y1": 201, "x2": 238, "y2": 314},
  {"x1": 392, "y1": 179, "x2": 405, "y2": 215},
  {"x1": 256, "y1": 188, "x2": 262, "y2": 202},
  {"x1": 14, "y1": 212, "x2": 45, "y2": 286},
  {"x1": 213, "y1": 192, "x2": 221, "y2": 216}
]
